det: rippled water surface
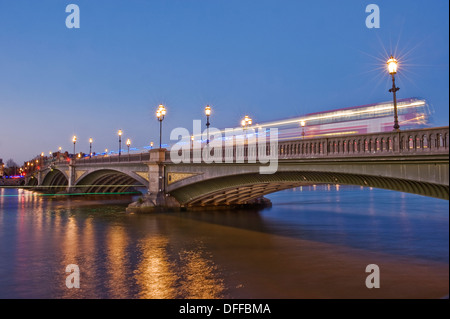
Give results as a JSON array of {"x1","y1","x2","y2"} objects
[{"x1": 0, "y1": 186, "x2": 448, "y2": 298}]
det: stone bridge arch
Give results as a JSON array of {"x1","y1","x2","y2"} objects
[
  {"x1": 169, "y1": 171, "x2": 449, "y2": 207},
  {"x1": 40, "y1": 168, "x2": 69, "y2": 192},
  {"x1": 74, "y1": 169, "x2": 148, "y2": 194}
]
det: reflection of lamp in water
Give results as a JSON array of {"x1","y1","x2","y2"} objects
[{"x1": 387, "y1": 56, "x2": 400, "y2": 131}]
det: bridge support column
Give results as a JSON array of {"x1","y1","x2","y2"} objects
[
  {"x1": 127, "y1": 149, "x2": 181, "y2": 212},
  {"x1": 37, "y1": 171, "x2": 43, "y2": 186},
  {"x1": 66, "y1": 160, "x2": 76, "y2": 193}
]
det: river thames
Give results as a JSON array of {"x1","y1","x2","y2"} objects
[{"x1": 0, "y1": 185, "x2": 448, "y2": 299}]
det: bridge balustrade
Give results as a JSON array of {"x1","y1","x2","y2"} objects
[{"x1": 32, "y1": 127, "x2": 449, "y2": 170}]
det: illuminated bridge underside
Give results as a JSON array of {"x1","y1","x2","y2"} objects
[
  {"x1": 76, "y1": 170, "x2": 145, "y2": 194},
  {"x1": 41, "y1": 169, "x2": 68, "y2": 189},
  {"x1": 170, "y1": 172, "x2": 449, "y2": 206}
]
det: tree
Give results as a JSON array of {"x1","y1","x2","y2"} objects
[{"x1": 6, "y1": 159, "x2": 18, "y2": 168}]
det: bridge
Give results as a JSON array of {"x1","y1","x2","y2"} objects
[{"x1": 24, "y1": 127, "x2": 449, "y2": 210}]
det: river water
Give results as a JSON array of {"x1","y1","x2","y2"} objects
[{"x1": 0, "y1": 185, "x2": 448, "y2": 299}]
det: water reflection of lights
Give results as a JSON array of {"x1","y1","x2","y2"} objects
[
  {"x1": 179, "y1": 248, "x2": 224, "y2": 299},
  {"x1": 135, "y1": 236, "x2": 178, "y2": 299},
  {"x1": 106, "y1": 226, "x2": 130, "y2": 298}
]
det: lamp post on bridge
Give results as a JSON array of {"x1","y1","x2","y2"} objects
[
  {"x1": 89, "y1": 138, "x2": 93, "y2": 158},
  {"x1": 150, "y1": 141, "x2": 154, "y2": 150},
  {"x1": 205, "y1": 105, "x2": 211, "y2": 145},
  {"x1": 241, "y1": 115, "x2": 252, "y2": 130},
  {"x1": 72, "y1": 136, "x2": 77, "y2": 158},
  {"x1": 300, "y1": 120, "x2": 306, "y2": 139},
  {"x1": 387, "y1": 56, "x2": 400, "y2": 131},
  {"x1": 118, "y1": 130, "x2": 123, "y2": 158},
  {"x1": 126, "y1": 138, "x2": 131, "y2": 154},
  {"x1": 156, "y1": 104, "x2": 166, "y2": 149}
]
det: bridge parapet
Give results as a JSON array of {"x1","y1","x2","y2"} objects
[
  {"x1": 166, "y1": 126, "x2": 449, "y2": 163},
  {"x1": 38, "y1": 127, "x2": 448, "y2": 167}
]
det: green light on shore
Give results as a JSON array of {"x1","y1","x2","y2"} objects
[{"x1": 0, "y1": 192, "x2": 140, "y2": 197}]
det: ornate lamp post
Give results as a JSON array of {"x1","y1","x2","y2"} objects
[
  {"x1": 126, "y1": 138, "x2": 131, "y2": 154},
  {"x1": 118, "y1": 130, "x2": 123, "y2": 157},
  {"x1": 300, "y1": 120, "x2": 306, "y2": 139},
  {"x1": 241, "y1": 115, "x2": 252, "y2": 130},
  {"x1": 156, "y1": 104, "x2": 166, "y2": 149},
  {"x1": 89, "y1": 138, "x2": 93, "y2": 158},
  {"x1": 72, "y1": 136, "x2": 77, "y2": 157},
  {"x1": 387, "y1": 56, "x2": 400, "y2": 131},
  {"x1": 205, "y1": 105, "x2": 211, "y2": 145}
]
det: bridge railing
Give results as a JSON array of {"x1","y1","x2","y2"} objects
[
  {"x1": 174, "y1": 126, "x2": 449, "y2": 162},
  {"x1": 39, "y1": 127, "x2": 449, "y2": 168},
  {"x1": 50, "y1": 152, "x2": 151, "y2": 166}
]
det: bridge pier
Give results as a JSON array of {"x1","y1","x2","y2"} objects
[
  {"x1": 127, "y1": 149, "x2": 181, "y2": 212},
  {"x1": 66, "y1": 160, "x2": 76, "y2": 193}
]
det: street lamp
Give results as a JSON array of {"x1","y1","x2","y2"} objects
[
  {"x1": 126, "y1": 138, "x2": 131, "y2": 154},
  {"x1": 387, "y1": 55, "x2": 400, "y2": 131},
  {"x1": 241, "y1": 115, "x2": 252, "y2": 130},
  {"x1": 205, "y1": 105, "x2": 211, "y2": 145},
  {"x1": 156, "y1": 104, "x2": 166, "y2": 149},
  {"x1": 150, "y1": 141, "x2": 154, "y2": 150},
  {"x1": 72, "y1": 135, "x2": 77, "y2": 156},
  {"x1": 118, "y1": 130, "x2": 123, "y2": 157},
  {"x1": 300, "y1": 120, "x2": 306, "y2": 139},
  {"x1": 89, "y1": 138, "x2": 93, "y2": 158}
]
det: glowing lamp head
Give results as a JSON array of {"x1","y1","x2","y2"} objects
[
  {"x1": 58, "y1": 147, "x2": 62, "y2": 151},
  {"x1": 77, "y1": 153, "x2": 81, "y2": 158},
  {"x1": 191, "y1": 135, "x2": 194, "y2": 141},
  {"x1": 126, "y1": 139, "x2": 131, "y2": 146},
  {"x1": 118, "y1": 130, "x2": 122, "y2": 136},
  {"x1": 241, "y1": 120, "x2": 246, "y2": 127},
  {"x1": 150, "y1": 141, "x2": 154, "y2": 147},
  {"x1": 157, "y1": 104, "x2": 166, "y2": 119},
  {"x1": 387, "y1": 56, "x2": 398, "y2": 74},
  {"x1": 248, "y1": 118, "x2": 252, "y2": 125},
  {"x1": 73, "y1": 136, "x2": 77, "y2": 143},
  {"x1": 300, "y1": 120, "x2": 306, "y2": 127},
  {"x1": 205, "y1": 105, "x2": 211, "y2": 116},
  {"x1": 89, "y1": 138, "x2": 93, "y2": 144}
]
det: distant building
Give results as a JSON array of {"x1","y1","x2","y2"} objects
[{"x1": 0, "y1": 158, "x2": 4, "y2": 177}]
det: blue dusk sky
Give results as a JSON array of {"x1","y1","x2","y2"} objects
[{"x1": 0, "y1": 0, "x2": 448, "y2": 164}]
